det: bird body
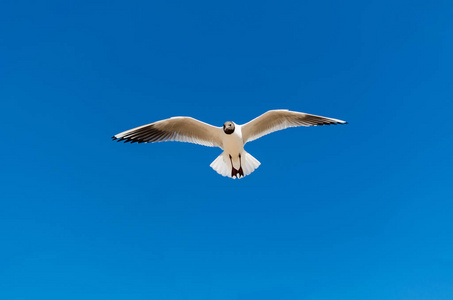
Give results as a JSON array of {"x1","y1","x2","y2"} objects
[
  {"x1": 112, "y1": 109, "x2": 347, "y2": 179},
  {"x1": 209, "y1": 123, "x2": 262, "y2": 178},
  {"x1": 222, "y1": 123, "x2": 243, "y2": 168}
]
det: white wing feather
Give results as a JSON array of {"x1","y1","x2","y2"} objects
[
  {"x1": 241, "y1": 109, "x2": 347, "y2": 143},
  {"x1": 112, "y1": 117, "x2": 223, "y2": 148}
]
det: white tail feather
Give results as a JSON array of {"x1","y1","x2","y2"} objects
[
  {"x1": 210, "y1": 151, "x2": 261, "y2": 179},
  {"x1": 242, "y1": 151, "x2": 261, "y2": 177}
]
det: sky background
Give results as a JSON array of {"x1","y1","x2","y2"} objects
[{"x1": 1, "y1": 0, "x2": 453, "y2": 299}]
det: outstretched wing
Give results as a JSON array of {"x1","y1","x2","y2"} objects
[
  {"x1": 112, "y1": 117, "x2": 223, "y2": 148},
  {"x1": 241, "y1": 109, "x2": 347, "y2": 143}
]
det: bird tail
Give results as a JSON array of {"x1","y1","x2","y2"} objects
[{"x1": 210, "y1": 151, "x2": 261, "y2": 179}]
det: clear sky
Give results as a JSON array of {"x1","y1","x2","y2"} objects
[{"x1": 1, "y1": 0, "x2": 453, "y2": 299}]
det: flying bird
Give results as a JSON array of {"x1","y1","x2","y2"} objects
[{"x1": 112, "y1": 109, "x2": 347, "y2": 179}]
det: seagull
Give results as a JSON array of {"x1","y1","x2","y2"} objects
[{"x1": 112, "y1": 109, "x2": 347, "y2": 179}]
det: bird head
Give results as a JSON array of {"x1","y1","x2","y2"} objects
[{"x1": 223, "y1": 121, "x2": 235, "y2": 134}]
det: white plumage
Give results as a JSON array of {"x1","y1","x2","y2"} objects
[{"x1": 112, "y1": 109, "x2": 347, "y2": 179}]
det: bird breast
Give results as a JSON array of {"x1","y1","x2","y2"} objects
[{"x1": 222, "y1": 126, "x2": 244, "y2": 155}]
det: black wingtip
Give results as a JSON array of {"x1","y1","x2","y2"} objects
[{"x1": 112, "y1": 135, "x2": 145, "y2": 144}]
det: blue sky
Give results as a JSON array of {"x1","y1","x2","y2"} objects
[{"x1": 1, "y1": 0, "x2": 453, "y2": 299}]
